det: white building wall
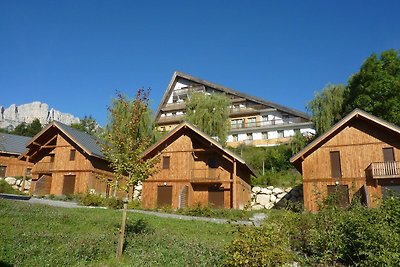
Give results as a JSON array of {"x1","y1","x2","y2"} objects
[{"x1": 253, "y1": 132, "x2": 262, "y2": 140}]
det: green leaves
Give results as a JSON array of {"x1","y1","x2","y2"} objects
[
  {"x1": 102, "y1": 88, "x2": 158, "y2": 195},
  {"x1": 185, "y1": 91, "x2": 231, "y2": 146}
]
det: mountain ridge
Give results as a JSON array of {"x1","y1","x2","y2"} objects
[{"x1": 0, "y1": 101, "x2": 80, "y2": 130}]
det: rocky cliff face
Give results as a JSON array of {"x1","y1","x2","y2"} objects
[{"x1": 0, "y1": 102, "x2": 80, "y2": 129}]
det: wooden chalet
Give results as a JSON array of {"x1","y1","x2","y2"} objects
[
  {"x1": 155, "y1": 71, "x2": 315, "y2": 147},
  {"x1": 141, "y1": 122, "x2": 256, "y2": 209},
  {"x1": 19, "y1": 122, "x2": 113, "y2": 196},
  {"x1": 291, "y1": 109, "x2": 400, "y2": 212},
  {"x1": 0, "y1": 133, "x2": 33, "y2": 178}
]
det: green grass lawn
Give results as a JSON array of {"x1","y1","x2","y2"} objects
[{"x1": 0, "y1": 199, "x2": 234, "y2": 266}]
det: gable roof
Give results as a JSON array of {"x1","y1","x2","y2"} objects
[
  {"x1": 155, "y1": 71, "x2": 310, "y2": 120},
  {"x1": 20, "y1": 121, "x2": 105, "y2": 160},
  {"x1": 290, "y1": 109, "x2": 400, "y2": 172},
  {"x1": 142, "y1": 121, "x2": 257, "y2": 177},
  {"x1": 0, "y1": 133, "x2": 32, "y2": 155}
]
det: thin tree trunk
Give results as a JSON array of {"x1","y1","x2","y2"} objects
[{"x1": 116, "y1": 195, "x2": 128, "y2": 259}]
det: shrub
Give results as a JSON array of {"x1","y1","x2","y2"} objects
[
  {"x1": 225, "y1": 223, "x2": 293, "y2": 266},
  {"x1": 78, "y1": 193, "x2": 104, "y2": 207},
  {"x1": 0, "y1": 180, "x2": 23, "y2": 195},
  {"x1": 103, "y1": 197, "x2": 123, "y2": 209}
]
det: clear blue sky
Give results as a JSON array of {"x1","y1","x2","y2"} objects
[{"x1": 1, "y1": 0, "x2": 399, "y2": 126}]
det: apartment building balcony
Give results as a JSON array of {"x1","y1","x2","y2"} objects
[
  {"x1": 156, "y1": 114, "x2": 185, "y2": 125},
  {"x1": 34, "y1": 162, "x2": 54, "y2": 173},
  {"x1": 161, "y1": 102, "x2": 186, "y2": 112},
  {"x1": 230, "y1": 117, "x2": 309, "y2": 131},
  {"x1": 190, "y1": 168, "x2": 224, "y2": 183},
  {"x1": 366, "y1": 161, "x2": 400, "y2": 179}
]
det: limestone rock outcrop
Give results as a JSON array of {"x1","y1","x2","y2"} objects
[{"x1": 0, "y1": 102, "x2": 80, "y2": 129}]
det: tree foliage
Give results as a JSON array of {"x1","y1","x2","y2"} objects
[
  {"x1": 343, "y1": 49, "x2": 400, "y2": 125},
  {"x1": 11, "y1": 118, "x2": 43, "y2": 137},
  {"x1": 307, "y1": 84, "x2": 345, "y2": 136},
  {"x1": 101, "y1": 89, "x2": 158, "y2": 196},
  {"x1": 71, "y1": 115, "x2": 100, "y2": 136},
  {"x1": 185, "y1": 92, "x2": 231, "y2": 145}
]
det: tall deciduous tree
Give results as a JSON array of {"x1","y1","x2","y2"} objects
[
  {"x1": 342, "y1": 49, "x2": 400, "y2": 125},
  {"x1": 185, "y1": 92, "x2": 231, "y2": 145},
  {"x1": 101, "y1": 89, "x2": 158, "y2": 196},
  {"x1": 101, "y1": 88, "x2": 158, "y2": 259},
  {"x1": 307, "y1": 84, "x2": 345, "y2": 136}
]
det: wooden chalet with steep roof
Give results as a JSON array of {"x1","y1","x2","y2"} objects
[
  {"x1": 155, "y1": 71, "x2": 315, "y2": 147},
  {"x1": 141, "y1": 121, "x2": 256, "y2": 209},
  {"x1": 19, "y1": 121, "x2": 113, "y2": 196},
  {"x1": 291, "y1": 109, "x2": 400, "y2": 212},
  {"x1": 0, "y1": 133, "x2": 33, "y2": 178}
]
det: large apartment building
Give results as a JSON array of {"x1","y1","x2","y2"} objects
[{"x1": 155, "y1": 71, "x2": 315, "y2": 147}]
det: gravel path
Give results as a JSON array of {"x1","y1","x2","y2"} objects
[{"x1": 2, "y1": 195, "x2": 257, "y2": 225}]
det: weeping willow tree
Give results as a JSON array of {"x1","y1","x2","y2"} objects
[
  {"x1": 185, "y1": 91, "x2": 231, "y2": 146},
  {"x1": 307, "y1": 84, "x2": 345, "y2": 136}
]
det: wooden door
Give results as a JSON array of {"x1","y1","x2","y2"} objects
[
  {"x1": 157, "y1": 186, "x2": 172, "y2": 207},
  {"x1": 327, "y1": 185, "x2": 349, "y2": 208},
  {"x1": 62, "y1": 175, "x2": 76, "y2": 195},
  {"x1": 383, "y1": 148, "x2": 396, "y2": 175},
  {"x1": 208, "y1": 188, "x2": 224, "y2": 208}
]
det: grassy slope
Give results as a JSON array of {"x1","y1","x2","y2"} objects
[{"x1": 0, "y1": 199, "x2": 234, "y2": 266}]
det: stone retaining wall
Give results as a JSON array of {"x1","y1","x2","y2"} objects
[
  {"x1": 250, "y1": 185, "x2": 303, "y2": 210},
  {"x1": 1, "y1": 177, "x2": 31, "y2": 194}
]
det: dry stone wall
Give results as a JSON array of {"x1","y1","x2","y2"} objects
[
  {"x1": 1, "y1": 176, "x2": 31, "y2": 194},
  {"x1": 250, "y1": 185, "x2": 303, "y2": 210}
]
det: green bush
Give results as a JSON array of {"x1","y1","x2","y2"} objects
[
  {"x1": 103, "y1": 197, "x2": 123, "y2": 209},
  {"x1": 225, "y1": 223, "x2": 293, "y2": 266},
  {"x1": 77, "y1": 193, "x2": 104, "y2": 207},
  {"x1": 0, "y1": 180, "x2": 23, "y2": 195},
  {"x1": 225, "y1": 197, "x2": 400, "y2": 266}
]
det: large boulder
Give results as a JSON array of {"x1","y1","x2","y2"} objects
[
  {"x1": 252, "y1": 186, "x2": 261, "y2": 193},
  {"x1": 272, "y1": 187, "x2": 284, "y2": 195},
  {"x1": 256, "y1": 194, "x2": 270, "y2": 206},
  {"x1": 260, "y1": 188, "x2": 272, "y2": 195},
  {"x1": 5, "y1": 177, "x2": 16, "y2": 185}
]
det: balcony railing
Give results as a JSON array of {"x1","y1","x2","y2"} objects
[
  {"x1": 366, "y1": 161, "x2": 400, "y2": 179},
  {"x1": 34, "y1": 162, "x2": 54, "y2": 173},
  {"x1": 190, "y1": 168, "x2": 222, "y2": 182},
  {"x1": 230, "y1": 117, "x2": 306, "y2": 130}
]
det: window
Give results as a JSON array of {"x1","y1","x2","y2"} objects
[
  {"x1": 49, "y1": 154, "x2": 55, "y2": 163},
  {"x1": 383, "y1": 147, "x2": 395, "y2": 162},
  {"x1": 283, "y1": 114, "x2": 290, "y2": 123},
  {"x1": 247, "y1": 133, "x2": 253, "y2": 141},
  {"x1": 262, "y1": 132, "x2": 268, "y2": 140},
  {"x1": 26, "y1": 168, "x2": 32, "y2": 176},
  {"x1": 208, "y1": 157, "x2": 217, "y2": 168},
  {"x1": 232, "y1": 134, "x2": 238, "y2": 142},
  {"x1": 0, "y1": 166, "x2": 6, "y2": 178},
  {"x1": 231, "y1": 119, "x2": 243, "y2": 129},
  {"x1": 69, "y1": 149, "x2": 76, "y2": 161},
  {"x1": 330, "y1": 151, "x2": 342, "y2": 178},
  {"x1": 247, "y1": 117, "x2": 256, "y2": 127},
  {"x1": 162, "y1": 156, "x2": 170, "y2": 169},
  {"x1": 277, "y1": 130, "x2": 284, "y2": 138}
]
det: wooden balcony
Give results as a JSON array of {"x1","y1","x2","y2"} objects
[
  {"x1": 366, "y1": 161, "x2": 400, "y2": 179},
  {"x1": 190, "y1": 168, "x2": 223, "y2": 183},
  {"x1": 34, "y1": 162, "x2": 54, "y2": 173}
]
